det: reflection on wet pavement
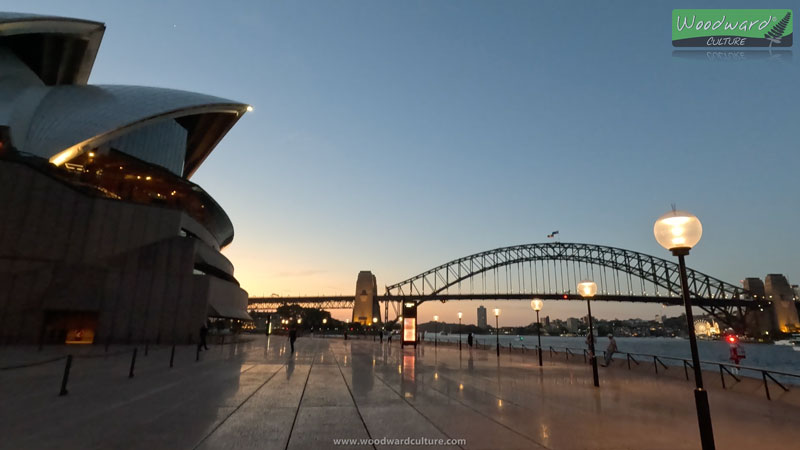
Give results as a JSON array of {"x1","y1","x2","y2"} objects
[{"x1": 1, "y1": 336, "x2": 799, "y2": 449}]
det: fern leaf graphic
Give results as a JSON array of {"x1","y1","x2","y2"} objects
[{"x1": 765, "y1": 11, "x2": 791, "y2": 45}]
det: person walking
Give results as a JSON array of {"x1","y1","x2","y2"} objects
[
  {"x1": 585, "y1": 333, "x2": 594, "y2": 363},
  {"x1": 199, "y1": 322, "x2": 209, "y2": 351},
  {"x1": 603, "y1": 334, "x2": 617, "y2": 366},
  {"x1": 289, "y1": 326, "x2": 298, "y2": 354},
  {"x1": 467, "y1": 332, "x2": 474, "y2": 348},
  {"x1": 379, "y1": 330, "x2": 384, "y2": 342},
  {"x1": 728, "y1": 333, "x2": 745, "y2": 375}
]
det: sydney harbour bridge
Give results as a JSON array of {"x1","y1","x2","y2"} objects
[{"x1": 248, "y1": 242, "x2": 770, "y2": 331}]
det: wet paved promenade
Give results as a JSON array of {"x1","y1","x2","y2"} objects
[{"x1": 1, "y1": 336, "x2": 799, "y2": 449}]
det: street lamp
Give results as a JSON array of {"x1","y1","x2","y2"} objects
[
  {"x1": 654, "y1": 209, "x2": 714, "y2": 450},
  {"x1": 577, "y1": 280, "x2": 599, "y2": 387},
  {"x1": 433, "y1": 315, "x2": 439, "y2": 347},
  {"x1": 493, "y1": 308, "x2": 501, "y2": 357},
  {"x1": 531, "y1": 299, "x2": 544, "y2": 366},
  {"x1": 458, "y1": 312, "x2": 463, "y2": 351}
]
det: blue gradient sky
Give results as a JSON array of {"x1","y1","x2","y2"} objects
[{"x1": 13, "y1": 1, "x2": 800, "y2": 325}]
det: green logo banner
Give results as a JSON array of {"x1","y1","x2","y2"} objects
[{"x1": 673, "y1": 9, "x2": 792, "y2": 47}]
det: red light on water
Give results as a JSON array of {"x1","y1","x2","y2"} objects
[{"x1": 727, "y1": 335, "x2": 737, "y2": 344}]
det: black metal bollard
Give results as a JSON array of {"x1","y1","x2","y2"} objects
[
  {"x1": 129, "y1": 348, "x2": 138, "y2": 378},
  {"x1": 169, "y1": 344, "x2": 175, "y2": 368},
  {"x1": 59, "y1": 355, "x2": 73, "y2": 396}
]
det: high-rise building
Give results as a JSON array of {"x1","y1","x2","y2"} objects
[
  {"x1": 477, "y1": 306, "x2": 487, "y2": 329},
  {"x1": 566, "y1": 318, "x2": 581, "y2": 333},
  {"x1": 0, "y1": 12, "x2": 251, "y2": 345}
]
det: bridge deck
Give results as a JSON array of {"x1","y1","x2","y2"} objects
[{"x1": 2, "y1": 337, "x2": 798, "y2": 449}]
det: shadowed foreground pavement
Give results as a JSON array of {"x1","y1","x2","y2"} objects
[{"x1": 1, "y1": 336, "x2": 798, "y2": 449}]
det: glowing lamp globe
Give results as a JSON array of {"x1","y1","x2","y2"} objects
[
  {"x1": 654, "y1": 210, "x2": 702, "y2": 254},
  {"x1": 531, "y1": 299, "x2": 544, "y2": 311},
  {"x1": 458, "y1": 312, "x2": 463, "y2": 319},
  {"x1": 433, "y1": 315, "x2": 439, "y2": 322},
  {"x1": 577, "y1": 281, "x2": 597, "y2": 298},
  {"x1": 493, "y1": 308, "x2": 501, "y2": 317}
]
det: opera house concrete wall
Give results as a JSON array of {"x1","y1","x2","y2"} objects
[{"x1": 0, "y1": 12, "x2": 251, "y2": 345}]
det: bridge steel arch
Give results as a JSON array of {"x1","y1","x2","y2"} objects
[{"x1": 384, "y1": 242, "x2": 765, "y2": 331}]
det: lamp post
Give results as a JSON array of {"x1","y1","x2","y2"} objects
[
  {"x1": 655, "y1": 209, "x2": 715, "y2": 450},
  {"x1": 577, "y1": 280, "x2": 599, "y2": 387},
  {"x1": 531, "y1": 299, "x2": 544, "y2": 366},
  {"x1": 458, "y1": 312, "x2": 463, "y2": 351},
  {"x1": 493, "y1": 308, "x2": 501, "y2": 357},
  {"x1": 433, "y1": 315, "x2": 439, "y2": 347}
]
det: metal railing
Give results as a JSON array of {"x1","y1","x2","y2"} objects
[
  {"x1": 0, "y1": 337, "x2": 254, "y2": 397},
  {"x1": 538, "y1": 345, "x2": 798, "y2": 401},
  {"x1": 386, "y1": 336, "x2": 797, "y2": 401}
]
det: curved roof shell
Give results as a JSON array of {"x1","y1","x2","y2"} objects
[
  {"x1": 0, "y1": 12, "x2": 105, "y2": 85},
  {"x1": 22, "y1": 84, "x2": 248, "y2": 178}
]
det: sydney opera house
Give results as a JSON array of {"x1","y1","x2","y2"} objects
[{"x1": 0, "y1": 12, "x2": 251, "y2": 345}]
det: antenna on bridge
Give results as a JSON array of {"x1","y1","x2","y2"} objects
[{"x1": 671, "y1": 203, "x2": 677, "y2": 212}]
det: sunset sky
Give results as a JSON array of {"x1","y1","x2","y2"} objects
[{"x1": 13, "y1": 0, "x2": 800, "y2": 325}]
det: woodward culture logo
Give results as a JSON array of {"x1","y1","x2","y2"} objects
[{"x1": 673, "y1": 9, "x2": 792, "y2": 47}]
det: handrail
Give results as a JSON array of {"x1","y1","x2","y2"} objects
[{"x1": 529, "y1": 344, "x2": 799, "y2": 400}]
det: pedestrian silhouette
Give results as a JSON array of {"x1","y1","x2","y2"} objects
[
  {"x1": 467, "y1": 332, "x2": 474, "y2": 348},
  {"x1": 199, "y1": 323, "x2": 209, "y2": 351},
  {"x1": 289, "y1": 326, "x2": 298, "y2": 353},
  {"x1": 603, "y1": 334, "x2": 617, "y2": 366}
]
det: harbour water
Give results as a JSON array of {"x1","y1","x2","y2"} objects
[{"x1": 422, "y1": 334, "x2": 800, "y2": 382}]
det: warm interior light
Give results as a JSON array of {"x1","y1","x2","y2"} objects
[
  {"x1": 531, "y1": 299, "x2": 544, "y2": 311},
  {"x1": 654, "y1": 210, "x2": 702, "y2": 252},
  {"x1": 49, "y1": 147, "x2": 81, "y2": 166}
]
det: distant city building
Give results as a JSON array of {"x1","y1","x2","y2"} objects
[
  {"x1": 544, "y1": 316, "x2": 550, "y2": 327},
  {"x1": 0, "y1": 12, "x2": 251, "y2": 345},
  {"x1": 477, "y1": 306, "x2": 487, "y2": 329},
  {"x1": 566, "y1": 318, "x2": 580, "y2": 333}
]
